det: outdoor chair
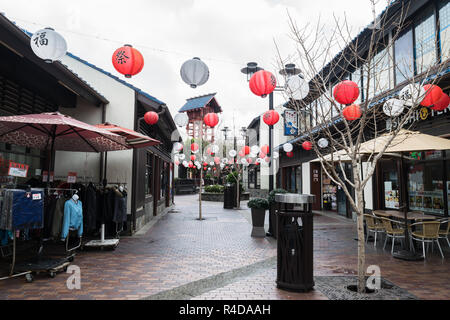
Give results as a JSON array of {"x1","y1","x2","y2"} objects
[
  {"x1": 379, "y1": 217, "x2": 406, "y2": 254},
  {"x1": 364, "y1": 214, "x2": 385, "y2": 247},
  {"x1": 437, "y1": 219, "x2": 450, "y2": 249},
  {"x1": 410, "y1": 221, "x2": 444, "y2": 259}
]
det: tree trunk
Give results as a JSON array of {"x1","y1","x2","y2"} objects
[
  {"x1": 236, "y1": 178, "x2": 240, "y2": 209},
  {"x1": 356, "y1": 188, "x2": 366, "y2": 293}
]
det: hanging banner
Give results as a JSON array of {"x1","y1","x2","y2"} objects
[
  {"x1": 67, "y1": 172, "x2": 77, "y2": 183},
  {"x1": 8, "y1": 161, "x2": 29, "y2": 178},
  {"x1": 284, "y1": 110, "x2": 298, "y2": 136},
  {"x1": 42, "y1": 171, "x2": 54, "y2": 182}
]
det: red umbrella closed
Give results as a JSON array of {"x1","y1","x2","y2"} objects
[
  {"x1": 95, "y1": 122, "x2": 160, "y2": 149},
  {"x1": 0, "y1": 112, "x2": 128, "y2": 152}
]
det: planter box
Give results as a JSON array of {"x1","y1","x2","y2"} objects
[
  {"x1": 201, "y1": 192, "x2": 224, "y2": 202},
  {"x1": 251, "y1": 208, "x2": 266, "y2": 237}
]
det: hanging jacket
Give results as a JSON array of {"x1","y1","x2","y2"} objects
[
  {"x1": 83, "y1": 183, "x2": 97, "y2": 232},
  {"x1": 113, "y1": 189, "x2": 127, "y2": 223},
  {"x1": 61, "y1": 199, "x2": 83, "y2": 240},
  {"x1": 51, "y1": 196, "x2": 68, "y2": 239}
]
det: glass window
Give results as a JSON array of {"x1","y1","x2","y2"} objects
[
  {"x1": 296, "y1": 166, "x2": 302, "y2": 193},
  {"x1": 373, "y1": 48, "x2": 391, "y2": 96},
  {"x1": 395, "y1": 29, "x2": 414, "y2": 84},
  {"x1": 351, "y1": 67, "x2": 362, "y2": 104},
  {"x1": 415, "y1": 7, "x2": 437, "y2": 73},
  {"x1": 408, "y1": 160, "x2": 445, "y2": 215},
  {"x1": 439, "y1": 0, "x2": 450, "y2": 61},
  {"x1": 382, "y1": 161, "x2": 400, "y2": 209}
]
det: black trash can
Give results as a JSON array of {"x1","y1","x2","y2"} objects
[
  {"x1": 223, "y1": 183, "x2": 236, "y2": 209},
  {"x1": 275, "y1": 193, "x2": 315, "y2": 292}
]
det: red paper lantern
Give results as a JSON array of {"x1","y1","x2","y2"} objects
[
  {"x1": 259, "y1": 151, "x2": 267, "y2": 159},
  {"x1": 144, "y1": 111, "x2": 159, "y2": 125},
  {"x1": 342, "y1": 104, "x2": 362, "y2": 121},
  {"x1": 249, "y1": 70, "x2": 277, "y2": 98},
  {"x1": 112, "y1": 45, "x2": 144, "y2": 78},
  {"x1": 204, "y1": 113, "x2": 219, "y2": 128},
  {"x1": 243, "y1": 146, "x2": 250, "y2": 155},
  {"x1": 191, "y1": 143, "x2": 199, "y2": 152},
  {"x1": 430, "y1": 93, "x2": 450, "y2": 111},
  {"x1": 190, "y1": 155, "x2": 196, "y2": 161},
  {"x1": 188, "y1": 161, "x2": 194, "y2": 168},
  {"x1": 286, "y1": 151, "x2": 294, "y2": 158},
  {"x1": 263, "y1": 110, "x2": 280, "y2": 126},
  {"x1": 261, "y1": 145, "x2": 269, "y2": 155},
  {"x1": 421, "y1": 84, "x2": 443, "y2": 107},
  {"x1": 206, "y1": 147, "x2": 211, "y2": 155},
  {"x1": 214, "y1": 157, "x2": 220, "y2": 164},
  {"x1": 333, "y1": 80, "x2": 360, "y2": 105},
  {"x1": 302, "y1": 141, "x2": 312, "y2": 151}
]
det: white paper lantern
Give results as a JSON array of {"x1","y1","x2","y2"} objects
[
  {"x1": 272, "y1": 151, "x2": 279, "y2": 159},
  {"x1": 240, "y1": 158, "x2": 247, "y2": 165},
  {"x1": 250, "y1": 146, "x2": 260, "y2": 154},
  {"x1": 229, "y1": 150, "x2": 237, "y2": 157},
  {"x1": 209, "y1": 162, "x2": 214, "y2": 166},
  {"x1": 222, "y1": 158, "x2": 228, "y2": 164},
  {"x1": 178, "y1": 154, "x2": 185, "y2": 160},
  {"x1": 283, "y1": 143, "x2": 293, "y2": 152},
  {"x1": 399, "y1": 84, "x2": 426, "y2": 107},
  {"x1": 194, "y1": 161, "x2": 200, "y2": 167},
  {"x1": 182, "y1": 161, "x2": 188, "y2": 167},
  {"x1": 286, "y1": 75, "x2": 309, "y2": 100},
  {"x1": 173, "y1": 142, "x2": 183, "y2": 152},
  {"x1": 318, "y1": 138, "x2": 329, "y2": 149},
  {"x1": 383, "y1": 98, "x2": 405, "y2": 117},
  {"x1": 174, "y1": 113, "x2": 189, "y2": 127},
  {"x1": 180, "y1": 57, "x2": 209, "y2": 88},
  {"x1": 30, "y1": 28, "x2": 67, "y2": 63}
]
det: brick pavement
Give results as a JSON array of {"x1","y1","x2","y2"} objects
[{"x1": 0, "y1": 194, "x2": 448, "y2": 300}]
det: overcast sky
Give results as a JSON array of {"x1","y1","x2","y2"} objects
[{"x1": 1, "y1": 0, "x2": 388, "y2": 138}]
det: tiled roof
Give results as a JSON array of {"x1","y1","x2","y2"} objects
[{"x1": 179, "y1": 93, "x2": 216, "y2": 112}]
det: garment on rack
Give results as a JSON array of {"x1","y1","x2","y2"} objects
[
  {"x1": 0, "y1": 189, "x2": 44, "y2": 230},
  {"x1": 0, "y1": 230, "x2": 12, "y2": 246},
  {"x1": 43, "y1": 194, "x2": 58, "y2": 238},
  {"x1": 51, "y1": 195, "x2": 68, "y2": 239},
  {"x1": 83, "y1": 183, "x2": 97, "y2": 232},
  {"x1": 61, "y1": 199, "x2": 83, "y2": 240},
  {"x1": 113, "y1": 188, "x2": 127, "y2": 223}
]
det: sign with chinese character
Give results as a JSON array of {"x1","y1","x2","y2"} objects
[
  {"x1": 284, "y1": 110, "x2": 298, "y2": 136},
  {"x1": 8, "y1": 162, "x2": 29, "y2": 178},
  {"x1": 67, "y1": 172, "x2": 77, "y2": 183},
  {"x1": 42, "y1": 171, "x2": 54, "y2": 182}
]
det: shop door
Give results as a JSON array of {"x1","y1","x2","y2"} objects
[
  {"x1": 336, "y1": 163, "x2": 352, "y2": 217},
  {"x1": 310, "y1": 162, "x2": 321, "y2": 211}
]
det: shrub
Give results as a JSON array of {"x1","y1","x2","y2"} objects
[
  {"x1": 204, "y1": 184, "x2": 224, "y2": 193},
  {"x1": 268, "y1": 188, "x2": 288, "y2": 205},
  {"x1": 205, "y1": 173, "x2": 212, "y2": 180},
  {"x1": 247, "y1": 198, "x2": 269, "y2": 210},
  {"x1": 226, "y1": 171, "x2": 239, "y2": 184}
]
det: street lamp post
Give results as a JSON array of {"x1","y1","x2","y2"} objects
[{"x1": 240, "y1": 62, "x2": 301, "y2": 193}]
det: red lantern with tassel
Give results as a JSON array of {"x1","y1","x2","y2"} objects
[
  {"x1": 333, "y1": 80, "x2": 359, "y2": 105},
  {"x1": 286, "y1": 151, "x2": 294, "y2": 158},
  {"x1": 249, "y1": 70, "x2": 277, "y2": 98},
  {"x1": 430, "y1": 93, "x2": 450, "y2": 111},
  {"x1": 144, "y1": 111, "x2": 159, "y2": 125},
  {"x1": 421, "y1": 84, "x2": 444, "y2": 107},
  {"x1": 112, "y1": 45, "x2": 144, "y2": 78},
  {"x1": 342, "y1": 104, "x2": 362, "y2": 121},
  {"x1": 203, "y1": 113, "x2": 219, "y2": 128},
  {"x1": 263, "y1": 110, "x2": 280, "y2": 126},
  {"x1": 302, "y1": 141, "x2": 312, "y2": 151}
]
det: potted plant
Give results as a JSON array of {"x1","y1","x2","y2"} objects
[
  {"x1": 247, "y1": 198, "x2": 269, "y2": 237},
  {"x1": 267, "y1": 189, "x2": 288, "y2": 239}
]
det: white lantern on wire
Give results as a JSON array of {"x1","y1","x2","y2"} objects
[
  {"x1": 229, "y1": 150, "x2": 237, "y2": 157},
  {"x1": 272, "y1": 151, "x2": 279, "y2": 159},
  {"x1": 250, "y1": 145, "x2": 260, "y2": 154},
  {"x1": 286, "y1": 75, "x2": 310, "y2": 100},
  {"x1": 283, "y1": 143, "x2": 293, "y2": 153},
  {"x1": 174, "y1": 113, "x2": 189, "y2": 127},
  {"x1": 383, "y1": 98, "x2": 405, "y2": 117},
  {"x1": 182, "y1": 161, "x2": 188, "y2": 167},
  {"x1": 399, "y1": 84, "x2": 426, "y2": 107},
  {"x1": 318, "y1": 138, "x2": 329, "y2": 149},
  {"x1": 180, "y1": 57, "x2": 209, "y2": 88},
  {"x1": 30, "y1": 28, "x2": 67, "y2": 63}
]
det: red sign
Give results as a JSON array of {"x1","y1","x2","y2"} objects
[
  {"x1": 42, "y1": 171, "x2": 54, "y2": 182},
  {"x1": 67, "y1": 172, "x2": 77, "y2": 183},
  {"x1": 8, "y1": 161, "x2": 29, "y2": 178}
]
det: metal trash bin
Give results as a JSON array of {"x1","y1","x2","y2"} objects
[
  {"x1": 223, "y1": 183, "x2": 236, "y2": 209},
  {"x1": 275, "y1": 193, "x2": 315, "y2": 292}
]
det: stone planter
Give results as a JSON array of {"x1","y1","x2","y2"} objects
[
  {"x1": 201, "y1": 192, "x2": 224, "y2": 202},
  {"x1": 251, "y1": 208, "x2": 266, "y2": 237}
]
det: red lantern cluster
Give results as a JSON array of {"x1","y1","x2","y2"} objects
[
  {"x1": 204, "y1": 113, "x2": 219, "y2": 128},
  {"x1": 333, "y1": 80, "x2": 360, "y2": 105},
  {"x1": 430, "y1": 93, "x2": 450, "y2": 111},
  {"x1": 112, "y1": 45, "x2": 144, "y2": 78},
  {"x1": 144, "y1": 111, "x2": 159, "y2": 125},
  {"x1": 421, "y1": 84, "x2": 444, "y2": 107},
  {"x1": 263, "y1": 110, "x2": 280, "y2": 126},
  {"x1": 302, "y1": 141, "x2": 312, "y2": 151},
  {"x1": 342, "y1": 104, "x2": 362, "y2": 121},
  {"x1": 249, "y1": 70, "x2": 277, "y2": 98}
]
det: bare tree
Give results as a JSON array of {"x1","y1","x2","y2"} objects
[{"x1": 277, "y1": 1, "x2": 449, "y2": 293}]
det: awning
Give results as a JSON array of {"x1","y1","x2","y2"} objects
[
  {"x1": 311, "y1": 129, "x2": 450, "y2": 162},
  {"x1": 95, "y1": 123, "x2": 160, "y2": 149}
]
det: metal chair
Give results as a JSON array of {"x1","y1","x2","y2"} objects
[
  {"x1": 410, "y1": 221, "x2": 444, "y2": 259},
  {"x1": 364, "y1": 213, "x2": 385, "y2": 247},
  {"x1": 379, "y1": 217, "x2": 405, "y2": 254},
  {"x1": 437, "y1": 219, "x2": 450, "y2": 249}
]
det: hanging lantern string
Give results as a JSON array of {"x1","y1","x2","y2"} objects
[{"x1": 11, "y1": 16, "x2": 246, "y2": 66}]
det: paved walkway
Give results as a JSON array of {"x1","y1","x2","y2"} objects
[{"x1": 0, "y1": 194, "x2": 449, "y2": 300}]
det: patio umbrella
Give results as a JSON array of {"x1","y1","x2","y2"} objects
[{"x1": 0, "y1": 112, "x2": 129, "y2": 183}]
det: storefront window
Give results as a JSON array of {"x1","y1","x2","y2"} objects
[
  {"x1": 296, "y1": 166, "x2": 302, "y2": 194},
  {"x1": 373, "y1": 48, "x2": 391, "y2": 96},
  {"x1": 408, "y1": 158, "x2": 445, "y2": 215},
  {"x1": 145, "y1": 153, "x2": 153, "y2": 195},
  {"x1": 439, "y1": 0, "x2": 450, "y2": 61},
  {"x1": 414, "y1": 6, "x2": 437, "y2": 73},
  {"x1": 0, "y1": 145, "x2": 45, "y2": 185},
  {"x1": 322, "y1": 171, "x2": 337, "y2": 211},
  {"x1": 382, "y1": 161, "x2": 400, "y2": 210},
  {"x1": 395, "y1": 28, "x2": 414, "y2": 84}
]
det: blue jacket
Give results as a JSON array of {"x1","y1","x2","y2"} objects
[{"x1": 61, "y1": 199, "x2": 83, "y2": 240}]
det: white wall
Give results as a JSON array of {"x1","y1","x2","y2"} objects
[
  {"x1": 302, "y1": 162, "x2": 311, "y2": 194},
  {"x1": 56, "y1": 55, "x2": 136, "y2": 213}
]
